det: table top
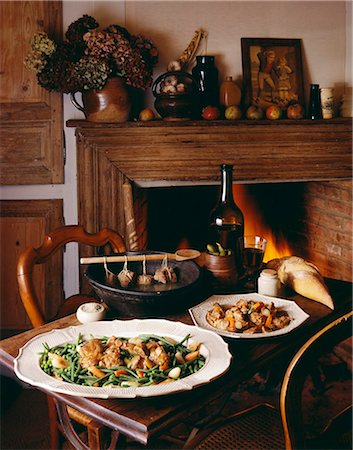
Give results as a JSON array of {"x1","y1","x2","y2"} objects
[{"x1": 1, "y1": 278, "x2": 352, "y2": 445}]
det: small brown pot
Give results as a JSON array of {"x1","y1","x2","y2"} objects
[
  {"x1": 70, "y1": 77, "x2": 131, "y2": 123},
  {"x1": 152, "y1": 71, "x2": 197, "y2": 120},
  {"x1": 203, "y1": 252, "x2": 239, "y2": 290}
]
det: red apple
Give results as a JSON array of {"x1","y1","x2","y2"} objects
[
  {"x1": 266, "y1": 105, "x2": 282, "y2": 120},
  {"x1": 287, "y1": 103, "x2": 304, "y2": 119},
  {"x1": 246, "y1": 105, "x2": 263, "y2": 120},
  {"x1": 225, "y1": 105, "x2": 242, "y2": 120},
  {"x1": 202, "y1": 105, "x2": 221, "y2": 120},
  {"x1": 139, "y1": 108, "x2": 155, "y2": 121}
]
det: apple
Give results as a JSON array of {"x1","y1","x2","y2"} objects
[
  {"x1": 246, "y1": 105, "x2": 263, "y2": 120},
  {"x1": 225, "y1": 105, "x2": 242, "y2": 120},
  {"x1": 266, "y1": 105, "x2": 282, "y2": 120},
  {"x1": 287, "y1": 103, "x2": 304, "y2": 119},
  {"x1": 139, "y1": 108, "x2": 155, "y2": 121},
  {"x1": 202, "y1": 105, "x2": 221, "y2": 120}
]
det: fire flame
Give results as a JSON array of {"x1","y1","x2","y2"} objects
[
  {"x1": 234, "y1": 185, "x2": 292, "y2": 262},
  {"x1": 175, "y1": 185, "x2": 292, "y2": 263},
  {"x1": 177, "y1": 238, "x2": 191, "y2": 250}
]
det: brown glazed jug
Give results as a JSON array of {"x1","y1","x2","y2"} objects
[{"x1": 70, "y1": 77, "x2": 131, "y2": 123}]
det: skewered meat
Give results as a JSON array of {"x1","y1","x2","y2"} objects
[
  {"x1": 137, "y1": 256, "x2": 154, "y2": 285},
  {"x1": 118, "y1": 257, "x2": 134, "y2": 287},
  {"x1": 137, "y1": 274, "x2": 154, "y2": 285},
  {"x1": 153, "y1": 267, "x2": 177, "y2": 284}
]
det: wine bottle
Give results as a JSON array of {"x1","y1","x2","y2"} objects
[
  {"x1": 208, "y1": 164, "x2": 244, "y2": 272},
  {"x1": 308, "y1": 84, "x2": 322, "y2": 119}
]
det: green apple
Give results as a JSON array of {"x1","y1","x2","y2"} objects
[{"x1": 225, "y1": 105, "x2": 242, "y2": 120}]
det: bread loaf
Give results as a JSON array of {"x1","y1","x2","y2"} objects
[{"x1": 267, "y1": 256, "x2": 334, "y2": 309}]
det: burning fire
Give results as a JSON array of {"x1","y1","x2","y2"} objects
[{"x1": 234, "y1": 185, "x2": 292, "y2": 262}]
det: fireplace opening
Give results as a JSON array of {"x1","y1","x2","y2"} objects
[
  {"x1": 133, "y1": 179, "x2": 351, "y2": 282},
  {"x1": 145, "y1": 182, "x2": 307, "y2": 262}
]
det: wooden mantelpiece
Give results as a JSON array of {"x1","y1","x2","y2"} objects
[{"x1": 67, "y1": 118, "x2": 352, "y2": 263}]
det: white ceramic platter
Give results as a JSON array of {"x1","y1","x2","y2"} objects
[
  {"x1": 14, "y1": 319, "x2": 232, "y2": 399},
  {"x1": 189, "y1": 293, "x2": 309, "y2": 339}
]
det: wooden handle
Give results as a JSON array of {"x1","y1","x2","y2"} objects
[{"x1": 80, "y1": 254, "x2": 176, "y2": 264}]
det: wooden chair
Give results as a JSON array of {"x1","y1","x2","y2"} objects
[
  {"x1": 17, "y1": 225, "x2": 127, "y2": 450},
  {"x1": 184, "y1": 311, "x2": 353, "y2": 450}
]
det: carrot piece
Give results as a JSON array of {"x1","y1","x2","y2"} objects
[
  {"x1": 252, "y1": 302, "x2": 261, "y2": 311},
  {"x1": 88, "y1": 366, "x2": 106, "y2": 378},
  {"x1": 137, "y1": 370, "x2": 145, "y2": 378},
  {"x1": 114, "y1": 369, "x2": 129, "y2": 377},
  {"x1": 265, "y1": 314, "x2": 272, "y2": 328},
  {"x1": 159, "y1": 378, "x2": 174, "y2": 384},
  {"x1": 227, "y1": 317, "x2": 236, "y2": 330},
  {"x1": 185, "y1": 350, "x2": 199, "y2": 362}
]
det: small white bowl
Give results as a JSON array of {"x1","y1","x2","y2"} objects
[{"x1": 76, "y1": 302, "x2": 107, "y2": 324}]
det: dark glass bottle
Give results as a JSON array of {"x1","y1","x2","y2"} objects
[
  {"x1": 208, "y1": 164, "x2": 244, "y2": 271},
  {"x1": 308, "y1": 84, "x2": 322, "y2": 119},
  {"x1": 192, "y1": 55, "x2": 219, "y2": 113}
]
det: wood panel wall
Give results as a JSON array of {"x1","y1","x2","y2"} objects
[{"x1": 0, "y1": 1, "x2": 63, "y2": 185}]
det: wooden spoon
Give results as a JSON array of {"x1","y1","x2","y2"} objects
[{"x1": 80, "y1": 249, "x2": 201, "y2": 265}]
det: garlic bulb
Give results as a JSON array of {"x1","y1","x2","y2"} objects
[{"x1": 167, "y1": 60, "x2": 182, "y2": 72}]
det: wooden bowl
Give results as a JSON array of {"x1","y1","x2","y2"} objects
[{"x1": 85, "y1": 251, "x2": 204, "y2": 317}]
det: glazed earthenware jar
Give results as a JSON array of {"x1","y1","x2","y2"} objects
[
  {"x1": 152, "y1": 71, "x2": 197, "y2": 120},
  {"x1": 70, "y1": 77, "x2": 131, "y2": 123},
  {"x1": 203, "y1": 252, "x2": 239, "y2": 291}
]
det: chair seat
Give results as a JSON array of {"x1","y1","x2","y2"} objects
[{"x1": 190, "y1": 404, "x2": 285, "y2": 450}]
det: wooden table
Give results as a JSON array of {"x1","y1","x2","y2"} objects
[{"x1": 1, "y1": 278, "x2": 351, "y2": 446}]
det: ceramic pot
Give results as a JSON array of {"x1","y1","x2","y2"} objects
[
  {"x1": 85, "y1": 251, "x2": 204, "y2": 317},
  {"x1": 203, "y1": 252, "x2": 239, "y2": 291},
  {"x1": 70, "y1": 77, "x2": 131, "y2": 123},
  {"x1": 152, "y1": 71, "x2": 197, "y2": 120}
]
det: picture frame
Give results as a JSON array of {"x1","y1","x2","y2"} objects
[{"x1": 241, "y1": 38, "x2": 305, "y2": 110}]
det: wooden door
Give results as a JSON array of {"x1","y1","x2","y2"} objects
[
  {"x1": 0, "y1": 1, "x2": 63, "y2": 185},
  {"x1": 0, "y1": 200, "x2": 64, "y2": 336}
]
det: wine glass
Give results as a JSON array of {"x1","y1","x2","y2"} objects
[{"x1": 239, "y1": 235, "x2": 267, "y2": 290}]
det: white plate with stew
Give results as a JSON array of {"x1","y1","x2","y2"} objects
[{"x1": 189, "y1": 293, "x2": 309, "y2": 339}]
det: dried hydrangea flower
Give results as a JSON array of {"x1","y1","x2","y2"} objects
[
  {"x1": 30, "y1": 32, "x2": 56, "y2": 56},
  {"x1": 24, "y1": 15, "x2": 158, "y2": 93}
]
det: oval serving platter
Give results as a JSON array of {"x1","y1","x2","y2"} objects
[{"x1": 14, "y1": 319, "x2": 232, "y2": 399}]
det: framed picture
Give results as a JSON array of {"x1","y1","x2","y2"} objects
[{"x1": 241, "y1": 38, "x2": 304, "y2": 110}]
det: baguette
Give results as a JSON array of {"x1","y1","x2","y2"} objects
[{"x1": 267, "y1": 256, "x2": 334, "y2": 309}]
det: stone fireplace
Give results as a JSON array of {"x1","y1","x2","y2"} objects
[{"x1": 67, "y1": 118, "x2": 352, "y2": 287}]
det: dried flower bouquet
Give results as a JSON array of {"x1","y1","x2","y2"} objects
[{"x1": 25, "y1": 15, "x2": 158, "y2": 94}]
